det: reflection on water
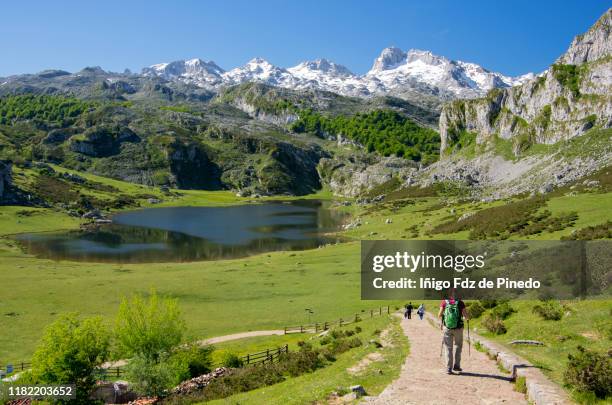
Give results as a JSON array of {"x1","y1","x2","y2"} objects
[{"x1": 15, "y1": 200, "x2": 347, "y2": 263}]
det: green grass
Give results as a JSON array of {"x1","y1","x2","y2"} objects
[
  {"x1": 0, "y1": 206, "x2": 81, "y2": 236},
  {"x1": 210, "y1": 333, "x2": 316, "y2": 366},
  {"x1": 0, "y1": 238, "x2": 397, "y2": 363},
  {"x1": 471, "y1": 300, "x2": 611, "y2": 394},
  {"x1": 204, "y1": 314, "x2": 408, "y2": 405}
]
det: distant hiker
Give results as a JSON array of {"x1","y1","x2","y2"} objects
[
  {"x1": 404, "y1": 302, "x2": 413, "y2": 319},
  {"x1": 417, "y1": 303, "x2": 425, "y2": 320},
  {"x1": 438, "y1": 290, "x2": 469, "y2": 374}
]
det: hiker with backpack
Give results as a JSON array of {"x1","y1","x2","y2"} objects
[
  {"x1": 417, "y1": 303, "x2": 425, "y2": 320},
  {"x1": 404, "y1": 302, "x2": 413, "y2": 319},
  {"x1": 438, "y1": 290, "x2": 469, "y2": 374}
]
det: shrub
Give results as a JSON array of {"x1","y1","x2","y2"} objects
[
  {"x1": 479, "y1": 299, "x2": 498, "y2": 309},
  {"x1": 491, "y1": 302, "x2": 516, "y2": 320},
  {"x1": 115, "y1": 290, "x2": 185, "y2": 361},
  {"x1": 319, "y1": 335, "x2": 332, "y2": 346},
  {"x1": 564, "y1": 346, "x2": 611, "y2": 399},
  {"x1": 222, "y1": 353, "x2": 244, "y2": 368},
  {"x1": 169, "y1": 344, "x2": 214, "y2": 380},
  {"x1": 532, "y1": 300, "x2": 563, "y2": 321},
  {"x1": 126, "y1": 354, "x2": 184, "y2": 397},
  {"x1": 466, "y1": 301, "x2": 486, "y2": 319},
  {"x1": 31, "y1": 314, "x2": 110, "y2": 404},
  {"x1": 482, "y1": 314, "x2": 507, "y2": 334},
  {"x1": 344, "y1": 330, "x2": 355, "y2": 337},
  {"x1": 282, "y1": 348, "x2": 324, "y2": 377},
  {"x1": 355, "y1": 326, "x2": 362, "y2": 334},
  {"x1": 330, "y1": 329, "x2": 345, "y2": 339}
]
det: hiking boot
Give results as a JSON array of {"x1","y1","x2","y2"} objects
[
  {"x1": 447, "y1": 368, "x2": 453, "y2": 374},
  {"x1": 453, "y1": 366, "x2": 462, "y2": 372}
]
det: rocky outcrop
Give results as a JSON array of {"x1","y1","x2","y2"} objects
[
  {"x1": 439, "y1": 8, "x2": 612, "y2": 156},
  {"x1": 558, "y1": 9, "x2": 612, "y2": 65},
  {"x1": 168, "y1": 140, "x2": 222, "y2": 189},
  {"x1": 318, "y1": 154, "x2": 418, "y2": 197},
  {"x1": 70, "y1": 125, "x2": 140, "y2": 157},
  {"x1": 0, "y1": 160, "x2": 12, "y2": 201}
]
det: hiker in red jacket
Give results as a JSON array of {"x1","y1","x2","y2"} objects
[{"x1": 438, "y1": 290, "x2": 469, "y2": 374}]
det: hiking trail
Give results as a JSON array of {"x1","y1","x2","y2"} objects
[{"x1": 364, "y1": 315, "x2": 527, "y2": 404}]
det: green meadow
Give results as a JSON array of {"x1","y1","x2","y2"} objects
[{"x1": 0, "y1": 164, "x2": 610, "y2": 402}]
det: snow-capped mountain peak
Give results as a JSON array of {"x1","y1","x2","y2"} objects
[
  {"x1": 142, "y1": 47, "x2": 531, "y2": 100},
  {"x1": 223, "y1": 58, "x2": 289, "y2": 85},
  {"x1": 289, "y1": 58, "x2": 354, "y2": 77},
  {"x1": 370, "y1": 46, "x2": 407, "y2": 72},
  {"x1": 142, "y1": 58, "x2": 225, "y2": 87}
]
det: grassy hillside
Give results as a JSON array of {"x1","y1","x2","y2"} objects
[{"x1": 1, "y1": 163, "x2": 610, "y2": 364}]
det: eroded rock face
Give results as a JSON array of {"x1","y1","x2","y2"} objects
[
  {"x1": 69, "y1": 125, "x2": 140, "y2": 157},
  {"x1": 558, "y1": 9, "x2": 612, "y2": 65},
  {"x1": 439, "y1": 8, "x2": 612, "y2": 156},
  {"x1": 318, "y1": 154, "x2": 418, "y2": 197},
  {"x1": 0, "y1": 160, "x2": 12, "y2": 201}
]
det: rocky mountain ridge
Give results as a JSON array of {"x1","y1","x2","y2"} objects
[
  {"x1": 141, "y1": 47, "x2": 531, "y2": 102},
  {"x1": 439, "y1": 8, "x2": 611, "y2": 157}
]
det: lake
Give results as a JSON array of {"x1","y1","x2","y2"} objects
[{"x1": 15, "y1": 200, "x2": 347, "y2": 263}]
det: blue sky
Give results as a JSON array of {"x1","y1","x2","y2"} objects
[{"x1": 1, "y1": 1, "x2": 609, "y2": 77}]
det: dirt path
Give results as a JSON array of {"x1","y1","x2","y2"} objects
[
  {"x1": 364, "y1": 316, "x2": 527, "y2": 405},
  {"x1": 197, "y1": 329, "x2": 285, "y2": 345},
  {"x1": 101, "y1": 329, "x2": 286, "y2": 368}
]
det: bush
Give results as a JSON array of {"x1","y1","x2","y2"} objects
[
  {"x1": 532, "y1": 300, "x2": 563, "y2": 321},
  {"x1": 330, "y1": 329, "x2": 345, "y2": 339},
  {"x1": 115, "y1": 290, "x2": 186, "y2": 361},
  {"x1": 169, "y1": 344, "x2": 214, "y2": 380},
  {"x1": 564, "y1": 346, "x2": 611, "y2": 399},
  {"x1": 319, "y1": 335, "x2": 332, "y2": 346},
  {"x1": 482, "y1": 314, "x2": 507, "y2": 334},
  {"x1": 126, "y1": 354, "x2": 184, "y2": 397},
  {"x1": 222, "y1": 353, "x2": 244, "y2": 368},
  {"x1": 31, "y1": 314, "x2": 110, "y2": 404},
  {"x1": 466, "y1": 301, "x2": 486, "y2": 318},
  {"x1": 355, "y1": 326, "x2": 362, "y2": 334},
  {"x1": 480, "y1": 299, "x2": 498, "y2": 309},
  {"x1": 491, "y1": 302, "x2": 516, "y2": 320}
]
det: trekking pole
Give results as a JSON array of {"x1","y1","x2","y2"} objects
[
  {"x1": 467, "y1": 319, "x2": 471, "y2": 357},
  {"x1": 439, "y1": 317, "x2": 444, "y2": 358}
]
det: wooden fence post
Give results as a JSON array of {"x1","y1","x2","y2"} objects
[
  {"x1": 354, "y1": 313, "x2": 359, "y2": 322},
  {"x1": 300, "y1": 325, "x2": 303, "y2": 333},
  {"x1": 315, "y1": 323, "x2": 318, "y2": 333},
  {"x1": 284, "y1": 327, "x2": 287, "y2": 334},
  {"x1": 387, "y1": 306, "x2": 390, "y2": 314},
  {"x1": 370, "y1": 309, "x2": 373, "y2": 318},
  {"x1": 339, "y1": 318, "x2": 343, "y2": 327},
  {"x1": 246, "y1": 354, "x2": 250, "y2": 365},
  {"x1": 379, "y1": 307, "x2": 382, "y2": 315},
  {"x1": 324, "y1": 321, "x2": 328, "y2": 330}
]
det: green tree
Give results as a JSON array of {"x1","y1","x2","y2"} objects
[
  {"x1": 115, "y1": 290, "x2": 187, "y2": 396},
  {"x1": 115, "y1": 290, "x2": 186, "y2": 361},
  {"x1": 31, "y1": 313, "x2": 110, "y2": 404}
]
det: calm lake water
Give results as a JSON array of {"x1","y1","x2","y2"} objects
[{"x1": 16, "y1": 200, "x2": 347, "y2": 263}]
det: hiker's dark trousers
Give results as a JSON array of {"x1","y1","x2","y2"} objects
[{"x1": 443, "y1": 326, "x2": 463, "y2": 369}]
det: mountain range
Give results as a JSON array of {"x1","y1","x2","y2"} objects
[{"x1": 142, "y1": 47, "x2": 534, "y2": 101}]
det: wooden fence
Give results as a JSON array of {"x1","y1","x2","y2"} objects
[
  {"x1": 284, "y1": 305, "x2": 391, "y2": 334},
  {"x1": 44, "y1": 344, "x2": 291, "y2": 380},
  {"x1": 0, "y1": 361, "x2": 30, "y2": 376},
  {"x1": 3, "y1": 305, "x2": 392, "y2": 378},
  {"x1": 235, "y1": 344, "x2": 289, "y2": 367}
]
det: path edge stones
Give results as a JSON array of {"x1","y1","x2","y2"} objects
[{"x1": 427, "y1": 314, "x2": 572, "y2": 405}]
